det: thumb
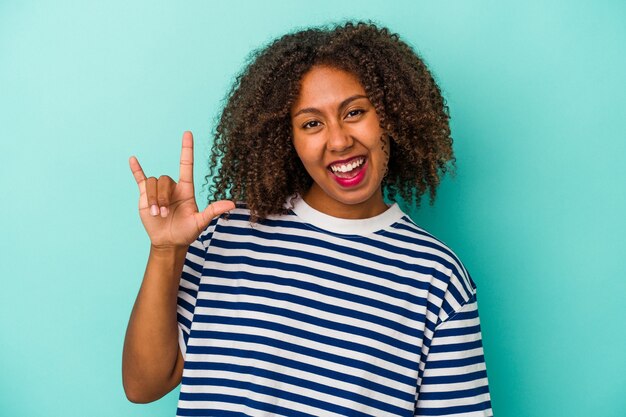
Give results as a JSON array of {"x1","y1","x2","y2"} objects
[{"x1": 195, "y1": 200, "x2": 236, "y2": 230}]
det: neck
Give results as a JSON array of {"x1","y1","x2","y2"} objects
[{"x1": 302, "y1": 186, "x2": 388, "y2": 219}]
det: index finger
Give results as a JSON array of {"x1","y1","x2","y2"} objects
[{"x1": 179, "y1": 131, "x2": 194, "y2": 184}]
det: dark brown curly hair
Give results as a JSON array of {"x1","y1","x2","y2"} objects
[{"x1": 206, "y1": 21, "x2": 455, "y2": 220}]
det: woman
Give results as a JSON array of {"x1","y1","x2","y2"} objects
[{"x1": 123, "y1": 22, "x2": 492, "y2": 416}]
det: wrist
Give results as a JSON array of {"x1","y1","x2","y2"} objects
[{"x1": 149, "y1": 244, "x2": 189, "y2": 258}]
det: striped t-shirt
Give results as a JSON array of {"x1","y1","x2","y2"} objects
[{"x1": 176, "y1": 198, "x2": 492, "y2": 416}]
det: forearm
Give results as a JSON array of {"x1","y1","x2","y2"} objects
[{"x1": 122, "y1": 245, "x2": 188, "y2": 403}]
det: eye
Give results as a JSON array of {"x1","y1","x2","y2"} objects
[
  {"x1": 302, "y1": 120, "x2": 322, "y2": 129},
  {"x1": 346, "y1": 109, "x2": 365, "y2": 119}
]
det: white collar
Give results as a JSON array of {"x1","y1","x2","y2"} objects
[{"x1": 289, "y1": 196, "x2": 404, "y2": 235}]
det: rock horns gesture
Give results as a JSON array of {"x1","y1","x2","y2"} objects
[{"x1": 129, "y1": 131, "x2": 235, "y2": 248}]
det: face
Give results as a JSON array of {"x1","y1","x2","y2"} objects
[{"x1": 291, "y1": 65, "x2": 389, "y2": 219}]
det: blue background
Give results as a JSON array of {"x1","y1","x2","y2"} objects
[{"x1": 1, "y1": 1, "x2": 625, "y2": 416}]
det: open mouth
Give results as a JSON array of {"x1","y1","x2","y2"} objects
[{"x1": 328, "y1": 156, "x2": 366, "y2": 178}]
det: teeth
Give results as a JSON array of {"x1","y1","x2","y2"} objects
[{"x1": 330, "y1": 158, "x2": 364, "y2": 173}]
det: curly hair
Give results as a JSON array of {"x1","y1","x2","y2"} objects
[{"x1": 206, "y1": 21, "x2": 455, "y2": 220}]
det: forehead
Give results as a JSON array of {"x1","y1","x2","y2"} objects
[{"x1": 292, "y1": 66, "x2": 367, "y2": 111}]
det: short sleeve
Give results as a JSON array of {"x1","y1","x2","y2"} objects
[
  {"x1": 176, "y1": 218, "x2": 218, "y2": 358},
  {"x1": 415, "y1": 295, "x2": 493, "y2": 416}
]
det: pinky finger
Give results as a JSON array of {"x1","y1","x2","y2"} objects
[{"x1": 129, "y1": 156, "x2": 147, "y2": 193}]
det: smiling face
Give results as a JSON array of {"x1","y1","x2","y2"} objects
[{"x1": 291, "y1": 65, "x2": 389, "y2": 219}]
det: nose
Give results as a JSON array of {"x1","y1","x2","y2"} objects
[{"x1": 326, "y1": 121, "x2": 353, "y2": 152}]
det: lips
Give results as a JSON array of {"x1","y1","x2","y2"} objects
[
  {"x1": 328, "y1": 156, "x2": 366, "y2": 178},
  {"x1": 328, "y1": 156, "x2": 368, "y2": 187}
]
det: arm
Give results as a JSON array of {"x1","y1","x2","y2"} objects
[
  {"x1": 415, "y1": 296, "x2": 493, "y2": 416},
  {"x1": 122, "y1": 245, "x2": 188, "y2": 403},
  {"x1": 122, "y1": 131, "x2": 234, "y2": 403}
]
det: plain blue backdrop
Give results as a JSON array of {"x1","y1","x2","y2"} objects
[{"x1": 1, "y1": 1, "x2": 625, "y2": 416}]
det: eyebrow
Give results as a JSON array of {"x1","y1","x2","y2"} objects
[{"x1": 292, "y1": 94, "x2": 369, "y2": 118}]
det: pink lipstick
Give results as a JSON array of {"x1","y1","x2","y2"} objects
[{"x1": 328, "y1": 158, "x2": 368, "y2": 187}]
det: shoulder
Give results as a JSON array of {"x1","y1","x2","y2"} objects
[
  {"x1": 194, "y1": 203, "x2": 253, "y2": 248},
  {"x1": 383, "y1": 213, "x2": 477, "y2": 322},
  {"x1": 201, "y1": 202, "x2": 303, "y2": 238}
]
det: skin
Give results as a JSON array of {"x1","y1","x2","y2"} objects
[
  {"x1": 123, "y1": 67, "x2": 392, "y2": 402},
  {"x1": 122, "y1": 131, "x2": 234, "y2": 403},
  {"x1": 291, "y1": 65, "x2": 390, "y2": 219}
]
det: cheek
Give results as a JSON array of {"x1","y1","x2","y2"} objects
[
  {"x1": 292, "y1": 144, "x2": 317, "y2": 173},
  {"x1": 291, "y1": 136, "x2": 306, "y2": 159},
  {"x1": 382, "y1": 137, "x2": 390, "y2": 162},
  {"x1": 293, "y1": 137, "x2": 323, "y2": 163},
  {"x1": 292, "y1": 142, "x2": 309, "y2": 163},
  {"x1": 374, "y1": 135, "x2": 390, "y2": 173}
]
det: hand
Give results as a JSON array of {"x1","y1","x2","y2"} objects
[{"x1": 129, "y1": 131, "x2": 235, "y2": 248}]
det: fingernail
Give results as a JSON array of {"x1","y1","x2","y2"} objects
[
  {"x1": 160, "y1": 206, "x2": 168, "y2": 218},
  {"x1": 150, "y1": 205, "x2": 159, "y2": 216}
]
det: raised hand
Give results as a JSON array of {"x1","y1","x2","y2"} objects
[{"x1": 129, "y1": 131, "x2": 235, "y2": 248}]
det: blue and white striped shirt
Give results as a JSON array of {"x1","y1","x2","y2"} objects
[{"x1": 176, "y1": 198, "x2": 492, "y2": 416}]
